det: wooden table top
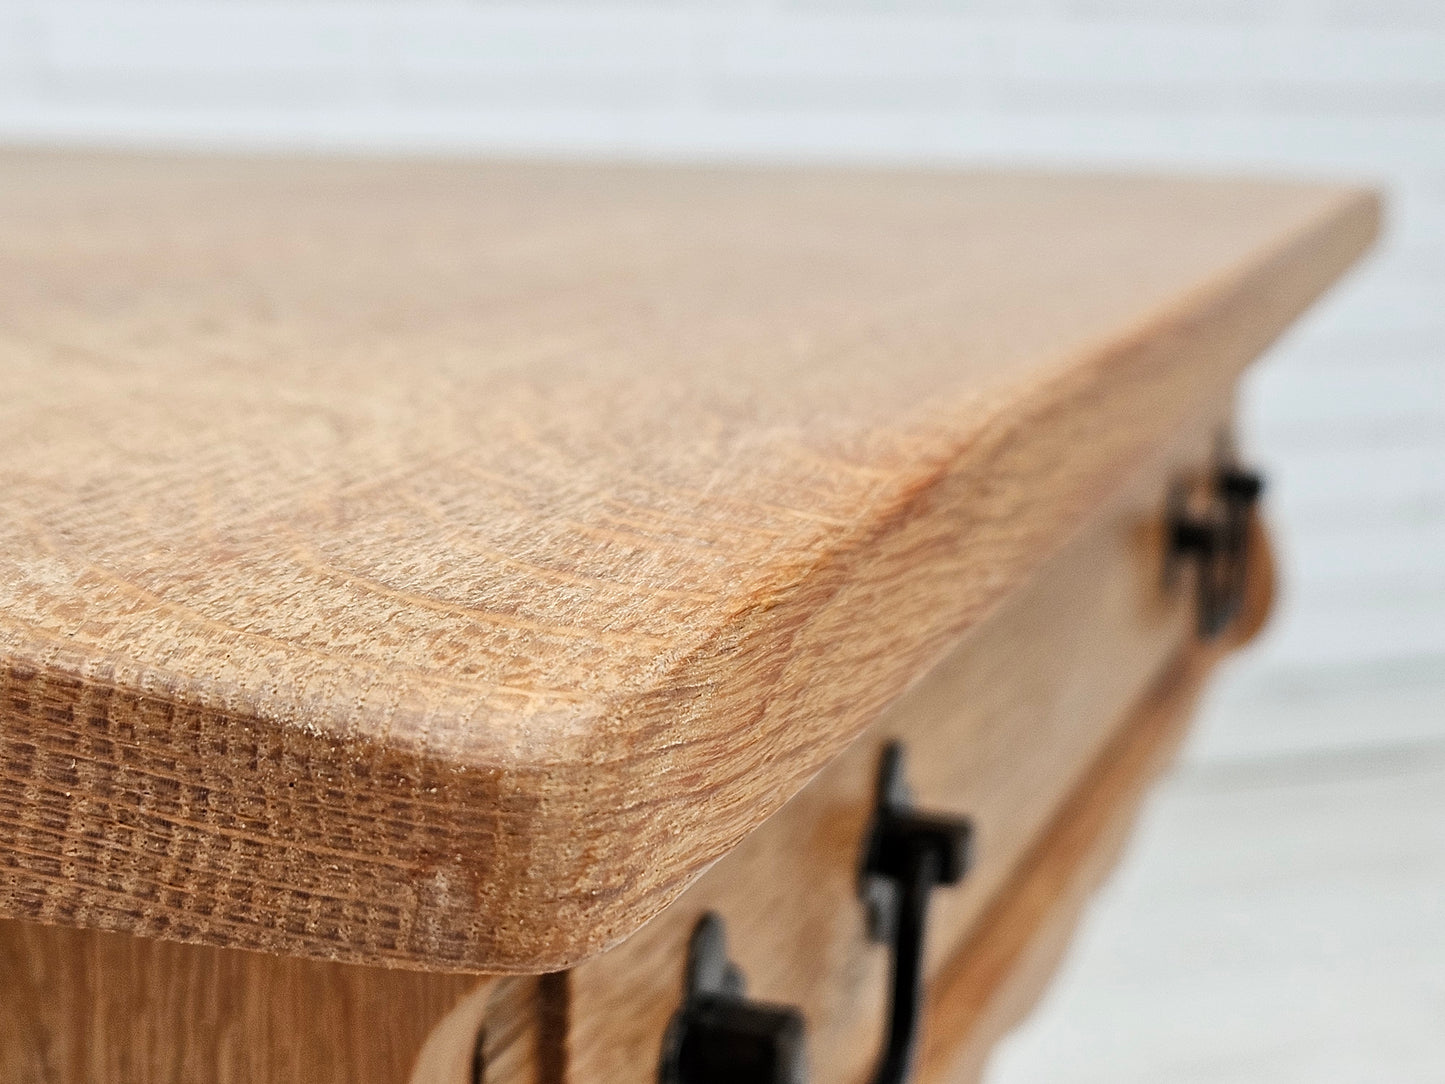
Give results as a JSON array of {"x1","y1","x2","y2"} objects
[{"x1": 0, "y1": 152, "x2": 1376, "y2": 971}]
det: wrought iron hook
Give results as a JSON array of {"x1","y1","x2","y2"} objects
[
  {"x1": 659, "y1": 913, "x2": 809, "y2": 1084},
  {"x1": 859, "y1": 743, "x2": 975, "y2": 1084},
  {"x1": 659, "y1": 744, "x2": 973, "y2": 1084},
  {"x1": 1171, "y1": 463, "x2": 1265, "y2": 639}
]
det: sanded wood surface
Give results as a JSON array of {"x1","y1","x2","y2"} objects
[
  {"x1": 923, "y1": 520, "x2": 1273, "y2": 1084},
  {"x1": 0, "y1": 919, "x2": 529, "y2": 1084},
  {"x1": 567, "y1": 398, "x2": 1232, "y2": 1082},
  {"x1": 567, "y1": 507, "x2": 1274, "y2": 1084},
  {"x1": 922, "y1": 648, "x2": 1217, "y2": 1084},
  {"x1": 0, "y1": 518, "x2": 1271, "y2": 1084},
  {"x1": 0, "y1": 152, "x2": 1378, "y2": 971}
]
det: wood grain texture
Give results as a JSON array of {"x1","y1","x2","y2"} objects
[
  {"x1": 0, "y1": 516, "x2": 1272, "y2": 1084},
  {"x1": 567, "y1": 403, "x2": 1241, "y2": 1083},
  {"x1": 924, "y1": 519, "x2": 1275, "y2": 1084},
  {"x1": 0, "y1": 151, "x2": 1379, "y2": 971},
  {"x1": 566, "y1": 514, "x2": 1273, "y2": 1084},
  {"x1": 921, "y1": 649, "x2": 1217, "y2": 1084},
  {"x1": 0, "y1": 918, "x2": 551, "y2": 1084}
]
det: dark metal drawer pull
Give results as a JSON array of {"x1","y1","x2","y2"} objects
[
  {"x1": 659, "y1": 742, "x2": 973, "y2": 1084},
  {"x1": 859, "y1": 742, "x2": 975, "y2": 1084},
  {"x1": 659, "y1": 913, "x2": 809, "y2": 1084},
  {"x1": 1171, "y1": 463, "x2": 1265, "y2": 639}
]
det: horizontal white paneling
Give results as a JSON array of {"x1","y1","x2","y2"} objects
[
  {"x1": 1246, "y1": 359, "x2": 1445, "y2": 441},
  {"x1": 1254, "y1": 435, "x2": 1444, "y2": 525},
  {"x1": 1245, "y1": 591, "x2": 1445, "y2": 670},
  {"x1": 0, "y1": 8, "x2": 38, "y2": 94},
  {"x1": 384, "y1": 7, "x2": 694, "y2": 107},
  {"x1": 1000, "y1": 21, "x2": 1445, "y2": 104},
  {"x1": 41, "y1": 4, "x2": 378, "y2": 94},
  {"x1": 0, "y1": 7, "x2": 1435, "y2": 165},
  {"x1": 1282, "y1": 518, "x2": 1445, "y2": 600},
  {"x1": 1306, "y1": 0, "x2": 1445, "y2": 25},
  {"x1": 0, "y1": 98, "x2": 1441, "y2": 177},
  {"x1": 704, "y1": 11, "x2": 998, "y2": 108},
  {"x1": 1187, "y1": 656, "x2": 1445, "y2": 766}
]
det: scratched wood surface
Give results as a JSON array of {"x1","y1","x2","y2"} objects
[{"x1": 0, "y1": 152, "x2": 1378, "y2": 972}]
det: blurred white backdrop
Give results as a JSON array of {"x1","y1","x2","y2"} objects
[{"x1": 1, "y1": 3, "x2": 1440, "y2": 1080}]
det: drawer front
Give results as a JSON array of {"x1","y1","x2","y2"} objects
[{"x1": 566, "y1": 399, "x2": 1239, "y2": 1084}]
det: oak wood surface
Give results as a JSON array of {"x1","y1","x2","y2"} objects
[
  {"x1": 922, "y1": 648, "x2": 1216, "y2": 1084},
  {"x1": 568, "y1": 511, "x2": 1274, "y2": 1084},
  {"x1": 923, "y1": 520, "x2": 1274, "y2": 1084},
  {"x1": 0, "y1": 919, "x2": 534, "y2": 1084},
  {"x1": 565, "y1": 397, "x2": 1239, "y2": 1083},
  {"x1": 0, "y1": 517, "x2": 1270, "y2": 1084},
  {"x1": 924, "y1": 518, "x2": 1274, "y2": 1084},
  {"x1": 0, "y1": 152, "x2": 1378, "y2": 971}
]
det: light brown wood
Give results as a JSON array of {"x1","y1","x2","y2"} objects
[
  {"x1": 919, "y1": 649, "x2": 1222, "y2": 1084},
  {"x1": 569, "y1": 509, "x2": 1275, "y2": 1084},
  {"x1": 0, "y1": 509, "x2": 1270, "y2": 1084},
  {"x1": 0, "y1": 152, "x2": 1379, "y2": 971},
  {"x1": 0, "y1": 918, "x2": 556, "y2": 1084},
  {"x1": 922, "y1": 515, "x2": 1275, "y2": 1084},
  {"x1": 566, "y1": 400, "x2": 1240, "y2": 1083}
]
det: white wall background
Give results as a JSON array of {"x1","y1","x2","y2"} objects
[{"x1": 0, "y1": 3, "x2": 1440, "y2": 1080}]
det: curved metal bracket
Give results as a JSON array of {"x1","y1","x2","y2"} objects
[{"x1": 859, "y1": 743, "x2": 975, "y2": 1084}]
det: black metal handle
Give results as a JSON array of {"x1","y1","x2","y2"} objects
[
  {"x1": 659, "y1": 745, "x2": 973, "y2": 1084},
  {"x1": 660, "y1": 913, "x2": 810, "y2": 1084},
  {"x1": 1171, "y1": 464, "x2": 1265, "y2": 639},
  {"x1": 859, "y1": 743, "x2": 975, "y2": 1084}
]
